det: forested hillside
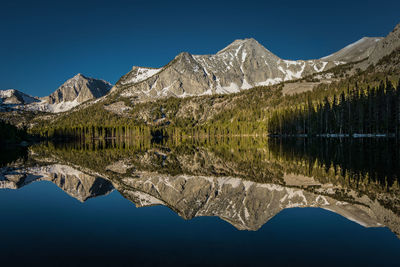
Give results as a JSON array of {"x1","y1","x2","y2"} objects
[{"x1": 268, "y1": 79, "x2": 400, "y2": 136}]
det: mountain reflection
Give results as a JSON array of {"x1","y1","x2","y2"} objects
[
  {"x1": 1, "y1": 137, "x2": 399, "y2": 237},
  {"x1": 0, "y1": 163, "x2": 113, "y2": 202}
]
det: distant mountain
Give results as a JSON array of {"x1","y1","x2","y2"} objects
[
  {"x1": 0, "y1": 89, "x2": 39, "y2": 105},
  {"x1": 0, "y1": 74, "x2": 112, "y2": 113},
  {"x1": 28, "y1": 73, "x2": 112, "y2": 113},
  {"x1": 112, "y1": 37, "x2": 381, "y2": 100}
]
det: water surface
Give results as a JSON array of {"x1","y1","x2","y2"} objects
[{"x1": 0, "y1": 138, "x2": 399, "y2": 266}]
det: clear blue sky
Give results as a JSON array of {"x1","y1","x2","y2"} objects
[{"x1": 1, "y1": 0, "x2": 399, "y2": 97}]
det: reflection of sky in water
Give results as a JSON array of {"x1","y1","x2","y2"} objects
[{"x1": 0, "y1": 181, "x2": 398, "y2": 267}]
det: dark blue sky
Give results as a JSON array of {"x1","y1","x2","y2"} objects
[{"x1": 1, "y1": 0, "x2": 399, "y2": 97}]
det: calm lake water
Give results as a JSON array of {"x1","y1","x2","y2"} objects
[{"x1": 0, "y1": 138, "x2": 399, "y2": 267}]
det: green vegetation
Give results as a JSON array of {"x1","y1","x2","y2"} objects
[{"x1": 28, "y1": 85, "x2": 282, "y2": 139}]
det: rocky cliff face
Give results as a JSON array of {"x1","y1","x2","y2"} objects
[{"x1": 112, "y1": 37, "x2": 380, "y2": 100}]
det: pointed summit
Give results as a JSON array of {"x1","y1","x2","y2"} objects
[
  {"x1": 74, "y1": 73, "x2": 85, "y2": 78},
  {"x1": 217, "y1": 38, "x2": 269, "y2": 54},
  {"x1": 47, "y1": 74, "x2": 112, "y2": 105},
  {"x1": 27, "y1": 74, "x2": 114, "y2": 113}
]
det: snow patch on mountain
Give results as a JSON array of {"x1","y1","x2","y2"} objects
[
  {"x1": 0, "y1": 89, "x2": 15, "y2": 98},
  {"x1": 26, "y1": 99, "x2": 81, "y2": 113},
  {"x1": 121, "y1": 67, "x2": 162, "y2": 85}
]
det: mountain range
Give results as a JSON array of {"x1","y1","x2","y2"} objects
[
  {"x1": 2, "y1": 22, "x2": 399, "y2": 114},
  {"x1": 111, "y1": 36, "x2": 380, "y2": 100}
]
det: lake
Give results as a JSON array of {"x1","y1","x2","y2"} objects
[{"x1": 0, "y1": 137, "x2": 399, "y2": 266}]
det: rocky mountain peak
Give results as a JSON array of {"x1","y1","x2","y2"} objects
[
  {"x1": 217, "y1": 38, "x2": 276, "y2": 59},
  {"x1": 175, "y1": 51, "x2": 197, "y2": 65},
  {"x1": 175, "y1": 51, "x2": 192, "y2": 58},
  {"x1": 174, "y1": 52, "x2": 204, "y2": 72},
  {"x1": 46, "y1": 73, "x2": 112, "y2": 105},
  {"x1": 63, "y1": 73, "x2": 85, "y2": 86},
  {"x1": 73, "y1": 73, "x2": 86, "y2": 79},
  {"x1": 218, "y1": 38, "x2": 257, "y2": 52},
  {"x1": 0, "y1": 89, "x2": 38, "y2": 105}
]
